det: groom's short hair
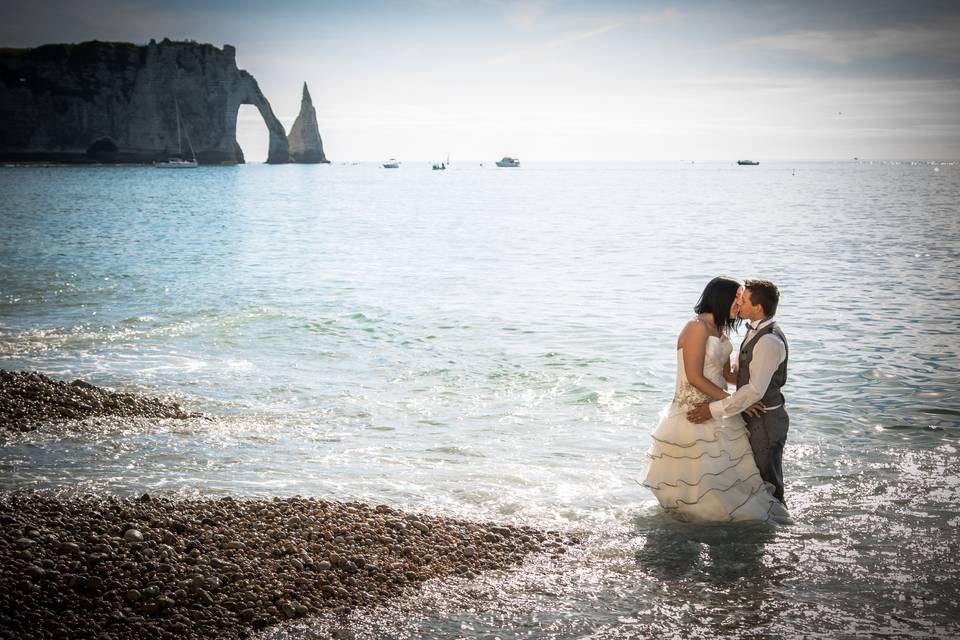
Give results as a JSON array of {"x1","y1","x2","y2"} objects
[{"x1": 745, "y1": 279, "x2": 780, "y2": 317}]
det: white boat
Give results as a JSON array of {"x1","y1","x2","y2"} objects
[
  {"x1": 155, "y1": 158, "x2": 198, "y2": 168},
  {"x1": 156, "y1": 98, "x2": 197, "y2": 168},
  {"x1": 382, "y1": 158, "x2": 401, "y2": 169},
  {"x1": 495, "y1": 156, "x2": 519, "y2": 167}
]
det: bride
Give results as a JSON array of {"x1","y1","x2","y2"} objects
[{"x1": 642, "y1": 276, "x2": 791, "y2": 524}]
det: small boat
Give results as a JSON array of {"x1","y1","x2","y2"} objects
[
  {"x1": 156, "y1": 98, "x2": 198, "y2": 168},
  {"x1": 155, "y1": 158, "x2": 198, "y2": 169},
  {"x1": 496, "y1": 156, "x2": 520, "y2": 167},
  {"x1": 432, "y1": 154, "x2": 450, "y2": 170},
  {"x1": 737, "y1": 160, "x2": 759, "y2": 166},
  {"x1": 382, "y1": 158, "x2": 400, "y2": 168}
]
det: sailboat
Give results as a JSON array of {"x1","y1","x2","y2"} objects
[
  {"x1": 432, "y1": 154, "x2": 450, "y2": 170},
  {"x1": 155, "y1": 98, "x2": 198, "y2": 168}
]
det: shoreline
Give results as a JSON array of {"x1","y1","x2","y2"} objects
[
  {"x1": 0, "y1": 371, "x2": 574, "y2": 638},
  {"x1": 0, "y1": 491, "x2": 571, "y2": 639},
  {"x1": 0, "y1": 370, "x2": 201, "y2": 432}
]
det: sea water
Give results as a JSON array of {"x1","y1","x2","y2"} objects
[{"x1": 1, "y1": 161, "x2": 958, "y2": 637}]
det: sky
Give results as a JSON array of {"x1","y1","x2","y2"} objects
[{"x1": 2, "y1": 0, "x2": 959, "y2": 162}]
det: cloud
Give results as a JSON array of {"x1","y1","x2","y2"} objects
[
  {"x1": 741, "y1": 18, "x2": 960, "y2": 64},
  {"x1": 507, "y1": 0, "x2": 548, "y2": 30},
  {"x1": 485, "y1": 22, "x2": 619, "y2": 65},
  {"x1": 488, "y1": 8, "x2": 682, "y2": 65}
]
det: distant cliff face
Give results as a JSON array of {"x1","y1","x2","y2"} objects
[{"x1": 0, "y1": 39, "x2": 290, "y2": 164}]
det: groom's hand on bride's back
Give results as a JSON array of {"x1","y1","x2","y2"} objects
[
  {"x1": 744, "y1": 401, "x2": 765, "y2": 418},
  {"x1": 688, "y1": 400, "x2": 765, "y2": 423},
  {"x1": 687, "y1": 403, "x2": 712, "y2": 424}
]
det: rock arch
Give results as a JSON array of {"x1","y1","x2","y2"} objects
[
  {"x1": 231, "y1": 70, "x2": 289, "y2": 164},
  {"x1": 0, "y1": 40, "x2": 292, "y2": 165}
]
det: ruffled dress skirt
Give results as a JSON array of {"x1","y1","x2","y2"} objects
[{"x1": 642, "y1": 403, "x2": 792, "y2": 524}]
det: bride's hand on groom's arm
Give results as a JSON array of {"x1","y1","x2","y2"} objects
[
  {"x1": 724, "y1": 362, "x2": 739, "y2": 384},
  {"x1": 724, "y1": 369, "x2": 737, "y2": 384}
]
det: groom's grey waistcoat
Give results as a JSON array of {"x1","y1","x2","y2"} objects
[{"x1": 737, "y1": 321, "x2": 789, "y2": 443}]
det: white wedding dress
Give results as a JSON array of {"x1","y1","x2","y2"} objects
[{"x1": 642, "y1": 335, "x2": 792, "y2": 524}]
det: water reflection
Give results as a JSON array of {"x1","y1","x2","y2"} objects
[
  {"x1": 633, "y1": 517, "x2": 788, "y2": 636},
  {"x1": 635, "y1": 519, "x2": 776, "y2": 584}
]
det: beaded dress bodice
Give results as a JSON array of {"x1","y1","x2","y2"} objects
[{"x1": 672, "y1": 336, "x2": 731, "y2": 408}]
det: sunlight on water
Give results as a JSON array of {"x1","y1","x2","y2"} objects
[{"x1": 2, "y1": 161, "x2": 959, "y2": 636}]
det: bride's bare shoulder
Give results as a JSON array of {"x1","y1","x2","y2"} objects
[{"x1": 677, "y1": 317, "x2": 708, "y2": 349}]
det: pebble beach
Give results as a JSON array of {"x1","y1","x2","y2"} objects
[
  {"x1": 0, "y1": 370, "x2": 198, "y2": 431},
  {"x1": 0, "y1": 371, "x2": 572, "y2": 639}
]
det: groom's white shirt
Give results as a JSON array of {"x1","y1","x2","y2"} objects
[{"x1": 708, "y1": 318, "x2": 787, "y2": 419}]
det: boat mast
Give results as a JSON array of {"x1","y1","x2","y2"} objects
[
  {"x1": 183, "y1": 124, "x2": 196, "y2": 162},
  {"x1": 175, "y1": 98, "x2": 182, "y2": 157}
]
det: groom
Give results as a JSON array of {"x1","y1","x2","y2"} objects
[{"x1": 687, "y1": 279, "x2": 790, "y2": 504}]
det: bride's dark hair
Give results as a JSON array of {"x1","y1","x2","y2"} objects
[{"x1": 694, "y1": 276, "x2": 743, "y2": 335}]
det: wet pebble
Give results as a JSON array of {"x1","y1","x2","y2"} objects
[
  {"x1": 122, "y1": 529, "x2": 143, "y2": 543},
  {"x1": 0, "y1": 369, "x2": 201, "y2": 431},
  {"x1": 0, "y1": 491, "x2": 569, "y2": 639}
]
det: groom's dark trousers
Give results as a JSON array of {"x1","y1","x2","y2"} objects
[
  {"x1": 743, "y1": 408, "x2": 788, "y2": 505},
  {"x1": 737, "y1": 321, "x2": 789, "y2": 505}
]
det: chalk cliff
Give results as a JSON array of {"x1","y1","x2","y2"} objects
[
  {"x1": 287, "y1": 82, "x2": 328, "y2": 163},
  {"x1": 0, "y1": 39, "x2": 290, "y2": 164}
]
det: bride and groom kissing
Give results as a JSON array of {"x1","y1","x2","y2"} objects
[{"x1": 642, "y1": 277, "x2": 793, "y2": 524}]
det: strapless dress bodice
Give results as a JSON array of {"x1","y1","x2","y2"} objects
[{"x1": 672, "y1": 335, "x2": 732, "y2": 408}]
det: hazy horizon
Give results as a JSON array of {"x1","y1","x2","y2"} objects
[{"x1": 2, "y1": 0, "x2": 959, "y2": 163}]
